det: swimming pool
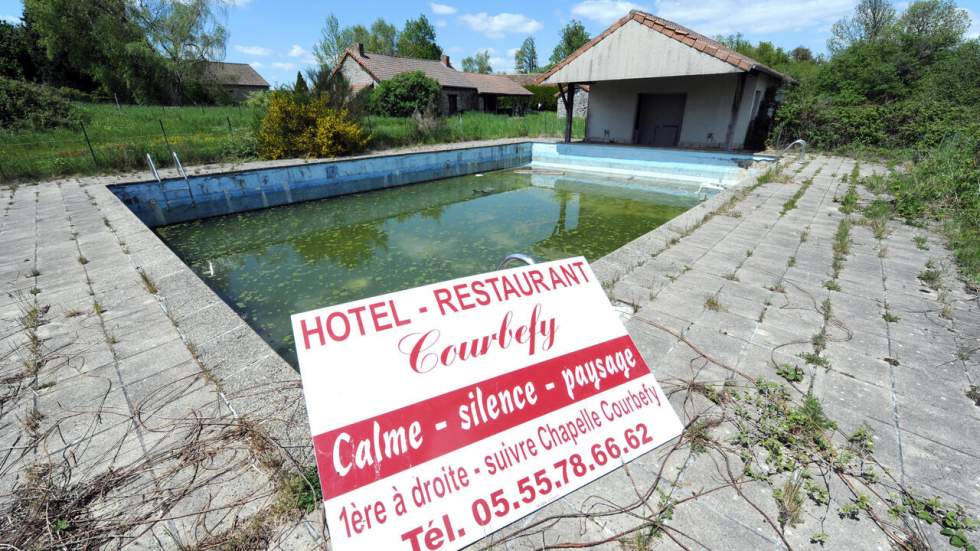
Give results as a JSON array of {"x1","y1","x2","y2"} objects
[
  {"x1": 155, "y1": 167, "x2": 712, "y2": 366},
  {"x1": 113, "y1": 141, "x2": 769, "y2": 367}
]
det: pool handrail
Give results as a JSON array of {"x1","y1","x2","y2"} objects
[
  {"x1": 145, "y1": 153, "x2": 161, "y2": 183},
  {"x1": 497, "y1": 253, "x2": 536, "y2": 270},
  {"x1": 780, "y1": 139, "x2": 807, "y2": 161}
]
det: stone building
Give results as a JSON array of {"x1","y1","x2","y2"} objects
[
  {"x1": 200, "y1": 61, "x2": 270, "y2": 100},
  {"x1": 336, "y1": 44, "x2": 532, "y2": 115}
]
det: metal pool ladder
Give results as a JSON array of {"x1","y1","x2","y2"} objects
[
  {"x1": 780, "y1": 139, "x2": 807, "y2": 161},
  {"x1": 497, "y1": 253, "x2": 536, "y2": 270}
]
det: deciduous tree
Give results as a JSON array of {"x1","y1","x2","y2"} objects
[
  {"x1": 548, "y1": 20, "x2": 589, "y2": 66},
  {"x1": 397, "y1": 15, "x2": 441, "y2": 60}
]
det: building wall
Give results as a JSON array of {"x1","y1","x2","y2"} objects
[
  {"x1": 439, "y1": 87, "x2": 478, "y2": 115},
  {"x1": 339, "y1": 57, "x2": 378, "y2": 88},
  {"x1": 557, "y1": 87, "x2": 589, "y2": 118},
  {"x1": 585, "y1": 73, "x2": 770, "y2": 149},
  {"x1": 545, "y1": 19, "x2": 739, "y2": 84},
  {"x1": 225, "y1": 85, "x2": 268, "y2": 101}
]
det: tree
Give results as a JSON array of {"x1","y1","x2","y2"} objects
[
  {"x1": 134, "y1": 0, "x2": 228, "y2": 101},
  {"x1": 397, "y1": 15, "x2": 441, "y2": 60},
  {"x1": 791, "y1": 46, "x2": 814, "y2": 62},
  {"x1": 314, "y1": 16, "x2": 400, "y2": 68},
  {"x1": 549, "y1": 20, "x2": 590, "y2": 65},
  {"x1": 371, "y1": 70, "x2": 441, "y2": 116},
  {"x1": 828, "y1": 0, "x2": 896, "y2": 53},
  {"x1": 313, "y1": 14, "x2": 348, "y2": 68},
  {"x1": 461, "y1": 50, "x2": 492, "y2": 73},
  {"x1": 294, "y1": 71, "x2": 309, "y2": 95},
  {"x1": 898, "y1": 0, "x2": 970, "y2": 54},
  {"x1": 514, "y1": 37, "x2": 538, "y2": 74},
  {"x1": 24, "y1": 0, "x2": 169, "y2": 102},
  {"x1": 367, "y1": 19, "x2": 398, "y2": 55}
]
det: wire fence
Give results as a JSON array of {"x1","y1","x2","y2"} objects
[{"x1": 0, "y1": 106, "x2": 259, "y2": 183}]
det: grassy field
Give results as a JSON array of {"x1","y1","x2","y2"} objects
[
  {"x1": 0, "y1": 104, "x2": 584, "y2": 183},
  {"x1": 364, "y1": 111, "x2": 585, "y2": 149},
  {"x1": 0, "y1": 103, "x2": 263, "y2": 182}
]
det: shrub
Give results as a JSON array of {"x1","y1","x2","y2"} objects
[
  {"x1": 257, "y1": 91, "x2": 368, "y2": 159},
  {"x1": 371, "y1": 71, "x2": 440, "y2": 117},
  {"x1": 0, "y1": 77, "x2": 80, "y2": 129},
  {"x1": 524, "y1": 84, "x2": 559, "y2": 111}
]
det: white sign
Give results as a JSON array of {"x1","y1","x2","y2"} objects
[{"x1": 291, "y1": 257, "x2": 682, "y2": 551}]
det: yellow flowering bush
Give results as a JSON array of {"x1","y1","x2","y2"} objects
[{"x1": 257, "y1": 91, "x2": 368, "y2": 159}]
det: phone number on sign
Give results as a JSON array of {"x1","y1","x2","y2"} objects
[{"x1": 400, "y1": 423, "x2": 654, "y2": 551}]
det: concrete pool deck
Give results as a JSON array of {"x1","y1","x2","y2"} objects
[{"x1": 0, "y1": 142, "x2": 977, "y2": 549}]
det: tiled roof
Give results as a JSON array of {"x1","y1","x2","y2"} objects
[
  {"x1": 464, "y1": 73, "x2": 532, "y2": 96},
  {"x1": 345, "y1": 51, "x2": 475, "y2": 89},
  {"x1": 503, "y1": 73, "x2": 544, "y2": 86},
  {"x1": 200, "y1": 61, "x2": 270, "y2": 87},
  {"x1": 539, "y1": 10, "x2": 791, "y2": 84}
]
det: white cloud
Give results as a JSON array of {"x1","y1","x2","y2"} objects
[
  {"x1": 1, "y1": 14, "x2": 19, "y2": 24},
  {"x1": 966, "y1": 9, "x2": 979, "y2": 39},
  {"x1": 507, "y1": 47, "x2": 520, "y2": 57},
  {"x1": 272, "y1": 62, "x2": 297, "y2": 70},
  {"x1": 571, "y1": 1, "x2": 646, "y2": 24},
  {"x1": 654, "y1": 0, "x2": 854, "y2": 36},
  {"x1": 234, "y1": 44, "x2": 272, "y2": 56},
  {"x1": 220, "y1": 0, "x2": 252, "y2": 6},
  {"x1": 435, "y1": 19, "x2": 448, "y2": 28},
  {"x1": 249, "y1": 61, "x2": 263, "y2": 69},
  {"x1": 430, "y1": 2, "x2": 457, "y2": 15},
  {"x1": 458, "y1": 12, "x2": 543, "y2": 38},
  {"x1": 287, "y1": 44, "x2": 316, "y2": 64}
]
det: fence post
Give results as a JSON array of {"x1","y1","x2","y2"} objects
[
  {"x1": 227, "y1": 116, "x2": 233, "y2": 133},
  {"x1": 158, "y1": 119, "x2": 173, "y2": 154},
  {"x1": 80, "y1": 122, "x2": 98, "y2": 167}
]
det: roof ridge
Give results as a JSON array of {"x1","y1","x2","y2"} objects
[{"x1": 537, "y1": 9, "x2": 790, "y2": 83}]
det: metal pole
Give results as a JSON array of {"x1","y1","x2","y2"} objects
[
  {"x1": 158, "y1": 119, "x2": 173, "y2": 154},
  {"x1": 80, "y1": 122, "x2": 98, "y2": 167}
]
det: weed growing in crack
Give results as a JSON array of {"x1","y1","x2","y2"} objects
[
  {"x1": 773, "y1": 475, "x2": 806, "y2": 527},
  {"x1": 77, "y1": 256, "x2": 88, "y2": 265},
  {"x1": 889, "y1": 495, "x2": 979, "y2": 549},
  {"x1": 848, "y1": 425, "x2": 875, "y2": 456},
  {"x1": 139, "y1": 269, "x2": 158, "y2": 294},
  {"x1": 92, "y1": 302, "x2": 104, "y2": 315},
  {"x1": 777, "y1": 364, "x2": 804, "y2": 383},
  {"x1": 723, "y1": 271, "x2": 739, "y2": 281},
  {"x1": 913, "y1": 235, "x2": 929, "y2": 250},
  {"x1": 787, "y1": 256, "x2": 797, "y2": 267},
  {"x1": 883, "y1": 311, "x2": 900, "y2": 323},
  {"x1": 799, "y1": 352, "x2": 830, "y2": 369},
  {"x1": 967, "y1": 386, "x2": 980, "y2": 406},
  {"x1": 918, "y1": 268, "x2": 941, "y2": 289},
  {"x1": 704, "y1": 296, "x2": 723, "y2": 312}
]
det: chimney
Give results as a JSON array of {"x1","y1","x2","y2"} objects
[
  {"x1": 440, "y1": 54, "x2": 451, "y2": 68},
  {"x1": 352, "y1": 42, "x2": 364, "y2": 56}
]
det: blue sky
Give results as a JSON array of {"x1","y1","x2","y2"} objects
[{"x1": 2, "y1": 0, "x2": 979, "y2": 86}]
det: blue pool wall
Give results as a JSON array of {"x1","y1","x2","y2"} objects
[
  {"x1": 531, "y1": 143, "x2": 773, "y2": 186},
  {"x1": 110, "y1": 141, "x2": 771, "y2": 228},
  {"x1": 110, "y1": 143, "x2": 532, "y2": 227}
]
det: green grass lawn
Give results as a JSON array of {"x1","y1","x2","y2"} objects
[
  {"x1": 0, "y1": 104, "x2": 583, "y2": 183},
  {"x1": 0, "y1": 103, "x2": 263, "y2": 182}
]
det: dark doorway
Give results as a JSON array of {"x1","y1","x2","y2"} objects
[
  {"x1": 447, "y1": 94, "x2": 458, "y2": 115},
  {"x1": 634, "y1": 93, "x2": 686, "y2": 147}
]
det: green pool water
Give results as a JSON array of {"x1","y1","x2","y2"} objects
[{"x1": 156, "y1": 168, "x2": 707, "y2": 367}]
